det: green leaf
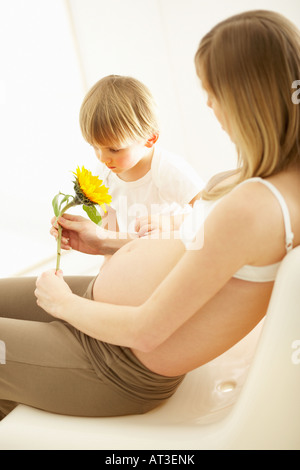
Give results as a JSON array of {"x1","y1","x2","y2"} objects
[
  {"x1": 52, "y1": 193, "x2": 61, "y2": 217},
  {"x1": 83, "y1": 205, "x2": 102, "y2": 226},
  {"x1": 52, "y1": 193, "x2": 75, "y2": 217},
  {"x1": 59, "y1": 194, "x2": 73, "y2": 212}
]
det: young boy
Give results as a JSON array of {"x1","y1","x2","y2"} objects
[{"x1": 79, "y1": 75, "x2": 205, "y2": 237}]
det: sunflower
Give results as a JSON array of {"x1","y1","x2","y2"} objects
[
  {"x1": 73, "y1": 166, "x2": 112, "y2": 209},
  {"x1": 52, "y1": 165, "x2": 111, "y2": 271}
]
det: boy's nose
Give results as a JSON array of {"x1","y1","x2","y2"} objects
[
  {"x1": 100, "y1": 154, "x2": 111, "y2": 163},
  {"x1": 96, "y1": 150, "x2": 112, "y2": 164}
]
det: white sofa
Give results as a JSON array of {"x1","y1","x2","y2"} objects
[{"x1": 1, "y1": 247, "x2": 300, "y2": 450}]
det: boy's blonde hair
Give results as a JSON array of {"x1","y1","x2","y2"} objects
[
  {"x1": 195, "y1": 10, "x2": 300, "y2": 200},
  {"x1": 79, "y1": 75, "x2": 159, "y2": 148}
]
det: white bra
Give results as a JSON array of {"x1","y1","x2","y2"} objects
[{"x1": 180, "y1": 177, "x2": 294, "y2": 283}]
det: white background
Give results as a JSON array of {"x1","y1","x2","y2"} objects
[{"x1": 1, "y1": 0, "x2": 299, "y2": 276}]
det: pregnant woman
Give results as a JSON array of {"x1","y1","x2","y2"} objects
[{"x1": 1, "y1": 10, "x2": 300, "y2": 419}]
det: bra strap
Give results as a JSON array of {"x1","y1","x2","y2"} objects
[{"x1": 241, "y1": 177, "x2": 294, "y2": 253}]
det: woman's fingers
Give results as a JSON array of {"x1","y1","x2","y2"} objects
[{"x1": 50, "y1": 217, "x2": 71, "y2": 245}]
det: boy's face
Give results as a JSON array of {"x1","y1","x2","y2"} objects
[{"x1": 93, "y1": 139, "x2": 153, "y2": 180}]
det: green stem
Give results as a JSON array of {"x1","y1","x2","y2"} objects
[
  {"x1": 56, "y1": 225, "x2": 63, "y2": 272},
  {"x1": 55, "y1": 200, "x2": 79, "y2": 272}
]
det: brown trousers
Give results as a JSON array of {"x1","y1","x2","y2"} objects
[{"x1": 0, "y1": 276, "x2": 166, "y2": 420}]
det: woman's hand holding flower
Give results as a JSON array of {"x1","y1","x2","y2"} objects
[{"x1": 50, "y1": 213, "x2": 106, "y2": 255}]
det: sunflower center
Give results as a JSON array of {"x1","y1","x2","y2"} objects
[{"x1": 73, "y1": 180, "x2": 96, "y2": 206}]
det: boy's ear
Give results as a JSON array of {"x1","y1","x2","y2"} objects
[{"x1": 145, "y1": 133, "x2": 159, "y2": 148}]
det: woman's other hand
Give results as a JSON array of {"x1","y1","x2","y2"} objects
[{"x1": 35, "y1": 269, "x2": 72, "y2": 318}]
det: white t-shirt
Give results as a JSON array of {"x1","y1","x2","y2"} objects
[{"x1": 98, "y1": 146, "x2": 205, "y2": 233}]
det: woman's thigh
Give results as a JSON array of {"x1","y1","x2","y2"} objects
[
  {"x1": 0, "y1": 276, "x2": 94, "y2": 321},
  {"x1": 0, "y1": 317, "x2": 146, "y2": 418}
]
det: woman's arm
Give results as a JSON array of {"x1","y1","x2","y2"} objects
[{"x1": 36, "y1": 182, "x2": 283, "y2": 351}]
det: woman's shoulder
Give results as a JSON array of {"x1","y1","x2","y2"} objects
[
  {"x1": 208, "y1": 170, "x2": 300, "y2": 259},
  {"x1": 203, "y1": 167, "x2": 300, "y2": 233},
  {"x1": 203, "y1": 175, "x2": 286, "y2": 249},
  {"x1": 206, "y1": 169, "x2": 297, "y2": 207},
  {"x1": 218, "y1": 174, "x2": 285, "y2": 216}
]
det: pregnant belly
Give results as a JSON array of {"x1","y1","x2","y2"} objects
[{"x1": 93, "y1": 238, "x2": 185, "y2": 305}]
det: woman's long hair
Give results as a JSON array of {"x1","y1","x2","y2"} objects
[{"x1": 195, "y1": 10, "x2": 300, "y2": 200}]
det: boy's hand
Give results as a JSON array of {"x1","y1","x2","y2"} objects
[
  {"x1": 135, "y1": 214, "x2": 161, "y2": 237},
  {"x1": 135, "y1": 213, "x2": 188, "y2": 238},
  {"x1": 135, "y1": 214, "x2": 180, "y2": 237}
]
